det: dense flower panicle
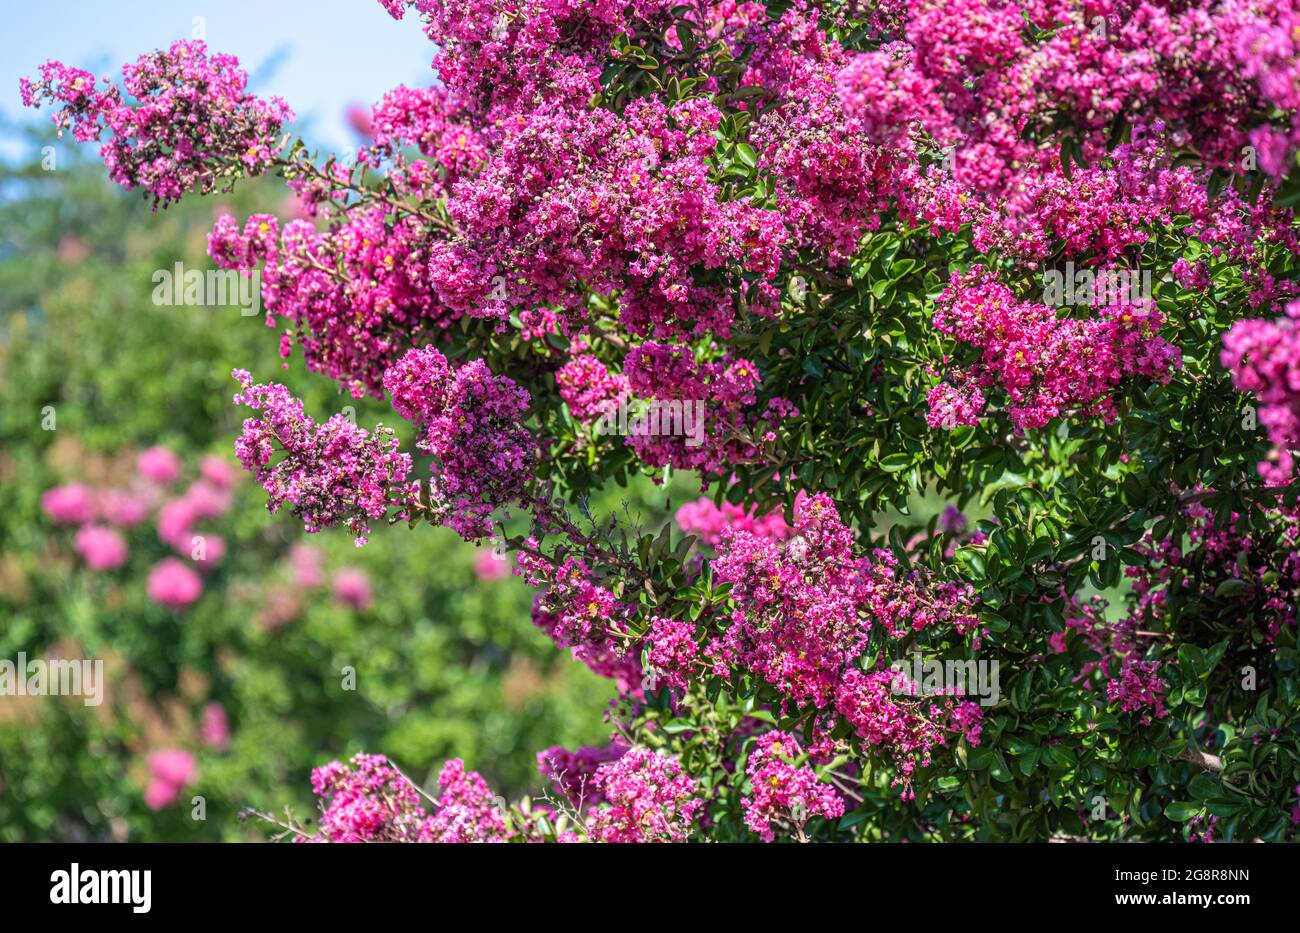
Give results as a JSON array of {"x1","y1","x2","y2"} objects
[
  {"x1": 586, "y1": 748, "x2": 703, "y2": 843},
  {"x1": 621, "y1": 342, "x2": 795, "y2": 479},
  {"x1": 209, "y1": 208, "x2": 461, "y2": 397},
  {"x1": 645, "y1": 617, "x2": 699, "y2": 693},
  {"x1": 309, "y1": 753, "x2": 510, "y2": 843},
  {"x1": 232, "y1": 369, "x2": 413, "y2": 544},
  {"x1": 146, "y1": 557, "x2": 204, "y2": 610},
  {"x1": 1106, "y1": 658, "x2": 1170, "y2": 722},
  {"x1": 741, "y1": 731, "x2": 845, "y2": 841},
  {"x1": 709, "y1": 491, "x2": 865, "y2": 707},
  {"x1": 931, "y1": 265, "x2": 1182, "y2": 431},
  {"x1": 383, "y1": 345, "x2": 536, "y2": 541},
  {"x1": 832, "y1": 668, "x2": 982, "y2": 797},
  {"x1": 1222, "y1": 301, "x2": 1300, "y2": 483},
  {"x1": 926, "y1": 380, "x2": 987, "y2": 429},
  {"x1": 837, "y1": 1, "x2": 1300, "y2": 206},
  {"x1": 422, "y1": 758, "x2": 512, "y2": 843},
  {"x1": 711, "y1": 492, "x2": 978, "y2": 708},
  {"x1": 556, "y1": 351, "x2": 630, "y2": 423},
  {"x1": 429, "y1": 95, "x2": 784, "y2": 340},
  {"x1": 369, "y1": 84, "x2": 486, "y2": 192},
  {"x1": 310, "y1": 753, "x2": 429, "y2": 842},
  {"x1": 21, "y1": 41, "x2": 292, "y2": 206}
]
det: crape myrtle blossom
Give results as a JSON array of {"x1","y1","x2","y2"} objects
[
  {"x1": 930, "y1": 265, "x2": 1182, "y2": 432},
  {"x1": 537, "y1": 741, "x2": 630, "y2": 810},
  {"x1": 21, "y1": 41, "x2": 291, "y2": 207},
  {"x1": 710, "y1": 493, "x2": 980, "y2": 708},
  {"x1": 837, "y1": 0, "x2": 1300, "y2": 205},
  {"x1": 232, "y1": 369, "x2": 413, "y2": 545},
  {"x1": 1221, "y1": 300, "x2": 1300, "y2": 483},
  {"x1": 622, "y1": 342, "x2": 797, "y2": 479},
  {"x1": 741, "y1": 730, "x2": 845, "y2": 842},
  {"x1": 585, "y1": 747, "x2": 703, "y2": 843},
  {"x1": 208, "y1": 209, "x2": 463, "y2": 398},
  {"x1": 383, "y1": 345, "x2": 537, "y2": 541},
  {"x1": 307, "y1": 753, "x2": 509, "y2": 843}
]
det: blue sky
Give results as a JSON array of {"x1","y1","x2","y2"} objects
[{"x1": 1, "y1": 0, "x2": 436, "y2": 158}]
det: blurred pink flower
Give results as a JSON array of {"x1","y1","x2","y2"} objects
[
  {"x1": 200, "y1": 703, "x2": 231, "y2": 751},
  {"x1": 199, "y1": 454, "x2": 237, "y2": 490},
  {"x1": 186, "y1": 532, "x2": 226, "y2": 570},
  {"x1": 97, "y1": 488, "x2": 150, "y2": 526},
  {"x1": 41, "y1": 484, "x2": 96, "y2": 524},
  {"x1": 182, "y1": 479, "x2": 233, "y2": 520},
  {"x1": 137, "y1": 446, "x2": 182, "y2": 485},
  {"x1": 474, "y1": 548, "x2": 509, "y2": 581},
  {"x1": 288, "y1": 543, "x2": 325, "y2": 588},
  {"x1": 144, "y1": 749, "x2": 198, "y2": 810},
  {"x1": 156, "y1": 497, "x2": 198, "y2": 548},
  {"x1": 74, "y1": 525, "x2": 129, "y2": 570},
  {"x1": 333, "y1": 568, "x2": 373, "y2": 610},
  {"x1": 146, "y1": 557, "x2": 203, "y2": 610}
]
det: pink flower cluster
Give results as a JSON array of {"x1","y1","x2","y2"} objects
[
  {"x1": 833, "y1": 668, "x2": 983, "y2": 797},
  {"x1": 622, "y1": 342, "x2": 795, "y2": 478},
  {"x1": 209, "y1": 210, "x2": 461, "y2": 396},
  {"x1": 741, "y1": 731, "x2": 845, "y2": 842},
  {"x1": 1105, "y1": 658, "x2": 1169, "y2": 721},
  {"x1": 585, "y1": 747, "x2": 703, "y2": 843},
  {"x1": 383, "y1": 345, "x2": 536, "y2": 540},
  {"x1": 522, "y1": 574, "x2": 642, "y2": 696},
  {"x1": 931, "y1": 265, "x2": 1181, "y2": 431},
  {"x1": 309, "y1": 753, "x2": 509, "y2": 843},
  {"x1": 644, "y1": 617, "x2": 699, "y2": 694},
  {"x1": 232, "y1": 369, "x2": 413, "y2": 545},
  {"x1": 1222, "y1": 300, "x2": 1300, "y2": 483},
  {"x1": 675, "y1": 496, "x2": 793, "y2": 549},
  {"x1": 556, "y1": 351, "x2": 629, "y2": 424},
  {"x1": 21, "y1": 41, "x2": 291, "y2": 206},
  {"x1": 837, "y1": 0, "x2": 1300, "y2": 206},
  {"x1": 711, "y1": 493, "x2": 978, "y2": 709}
]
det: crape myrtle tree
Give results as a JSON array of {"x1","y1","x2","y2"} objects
[{"x1": 23, "y1": 0, "x2": 1300, "y2": 842}]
